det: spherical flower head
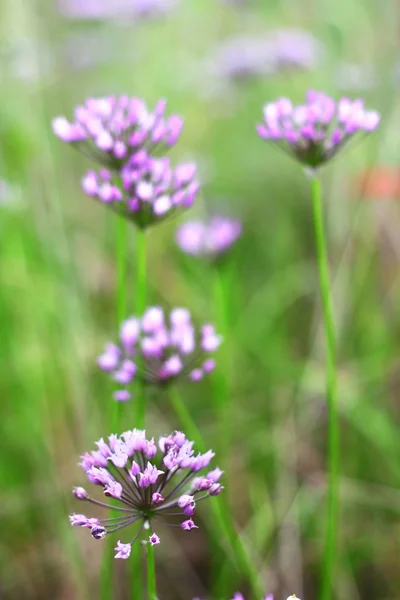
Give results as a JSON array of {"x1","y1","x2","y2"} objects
[
  {"x1": 176, "y1": 215, "x2": 241, "y2": 259},
  {"x1": 52, "y1": 96, "x2": 183, "y2": 171},
  {"x1": 98, "y1": 306, "x2": 222, "y2": 396},
  {"x1": 257, "y1": 90, "x2": 380, "y2": 169},
  {"x1": 81, "y1": 152, "x2": 199, "y2": 229},
  {"x1": 70, "y1": 429, "x2": 222, "y2": 557}
]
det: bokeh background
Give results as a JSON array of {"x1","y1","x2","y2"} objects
[{"x1": 2, "y1": 0, "x2": 400, "y2": 598}]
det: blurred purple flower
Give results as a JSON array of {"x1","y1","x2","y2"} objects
[
  {"x1": 82, "y1": 153, "x2": 199, "y2": 228},
  {"x1": 52, "y1": 96, "x2": 183, "y2": 170},
  {"x1": 57, "y1": 0, "x2": 175, "y2": 20},
  {"x1": 98, "y1": 307, "x2": 222, "y2": 397},
  {"x1": 70, "y1": 429, "x2": 223, "y2": 556},
  {"x1": 257, "y1": 90, "x2": 380, "y2": 169},
  {"x1": 266, "y1": 28, "x2": 323, "y2": 71},
  {"x1": 176, "y1": 216, "x2": 242, "y2": 257},
  {"x1": 213, "y1": 29, "x2": 322, "y2": 82},
  {"x1": 214, "y1": 36, "x2": 275, "y2": 81}
]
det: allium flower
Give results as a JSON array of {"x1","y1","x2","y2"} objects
[
  {"x1": 98, "y1": 307, "x2": 222, "y2": 398},
  {"x1": 257, "y1": 90, "x2": 380, "y2": 169},
  {"x1": 176, "y1": 216, "x2": 242, "y2": 258},
  {"x1": 214, "y1": 36, "x2": 275, "y2": 81},
  {"x1": 265, "y1": 28, "x2": 322, "y2": 71},
  {"x1": 213, "y1": 29, "x2": 321, "y2": 83},
  {"x1": 57, "y1": 0, "x2": 175, "y2": 20},
  {"x1": 52, "y1": 96, "x2": 183, "y2": 170},
  {"x1": 82, "y1": 152, "x2": 199, "y2": 228},
  {"x1": 70, "y1": 429, "x2": 223, "y2": 557}
]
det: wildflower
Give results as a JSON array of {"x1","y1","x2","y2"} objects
[
  {"x1": 213, "y1": 36, "x2": 275, "y2": 81},
  {"x1": 58, "y1": 0, "x2": 175, "y2": 20},
  {"x1": 213, "y1": 29, "x2": 321, "y2": 83},
  {"x1": 69, "y1": 429, "x2": 223, "y2": 558},
  {"x1": 98, "y1": 307, "x2": 222, "y2": 398},
  {"x1": 175, "y1": 216, "x2": 242, "y2": 258},
  {"x1": 265, "y1": 28, "x2": 322, "y2": 71},
  {"x1": 82, "y1": 153, "x2": 199, "y2": 229},
  {"x1": 257, "y1": 90, "x2": 380, "y2": 169},
  {"x1": 52, "y1": 96, "x2": 183, "y2": 170}
]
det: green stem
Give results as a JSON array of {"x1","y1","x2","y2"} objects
[
  {"x1": 168, "y1": 388, "x2": 264, "y2": 598},
  {"x1": 134, "y1": 228, "x2": 147, "y2": 428},
  {"x1": 147, "y1": 540, "x2": 157, "y2": 600},
  {"x1": 101, "y1": 217, "x2": 128, "y2": 600},
  {"x1": 169, "y1": 386, "x2": 205, "y2": 451},
  {"x1": 212, "y1": 266, "x2": 231, "y2": 455},
  {"x1": 130, "y1": 228, "x2": 148, "y2": 599},
  {"x1": 310, "y1": 175, "x2": 339, "y2": 600}
]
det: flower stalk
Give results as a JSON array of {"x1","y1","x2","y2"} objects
[{"x1": 309, "y1": 174, "x2": 339, "y2": 600}]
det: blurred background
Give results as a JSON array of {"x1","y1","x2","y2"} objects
[{"x1": 2, "y1": 0, "x2": 400, "y2": 598}]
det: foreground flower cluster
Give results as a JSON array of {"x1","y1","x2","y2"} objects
[
  {"x1": 53, "y1": 96, "x2": 199, "y2": 227},
  {"x1": 98, "y1": 307, "x2": 222, "y2": 400},
  {"x1": 70, "y1": 429, "x2": 223, "y2": 558},
  {"x1": 257, "y1": 90, "x2": 380, "y2": 168}
]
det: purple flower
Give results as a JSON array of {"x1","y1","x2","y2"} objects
[
  {"x1": 257, "y1": 90, "x2": 380, "y2": 169},
  {"x1": 52, "y1": 96, "x2": 183, "y2": 171},
  {"x1": 115, "y1": 541, "x2": 131, "y2": 559},
  {"x1": 214, "y1": 36, "x2": 275, "y2": 81},
  {"x1": 265, "y1": 29, "x2": 323, "y2": 71},
  {"x1": 213, "y1": 29, "x2": 322, "y2": 83},
  {"x1": 70, "y1": 429, "x2": 222, "y2": 556},
  {"x1": 98, "y1": 306, "x2": 222, "y2": 397},
  {"x1": 149, "y1": 533, "x2": 160, "y2": 545},
  {"x1": 82, "y1": 152, "x2": 199, "y2": 229},
  {"x1": 58, "y1": 0, "x2": 176, "y2": 21},
  {"x1": 176, "y1": 216, "x2": 241, "y2": 258}
]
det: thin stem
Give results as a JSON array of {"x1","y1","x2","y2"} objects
[
  {"x1": 310, "y1": 175, "x2": 339, "y2": 600},
  {"x1": 134, "y1": 228, "x2": 147, "y2": 428},
  {"x1": 168, "y1": 387, "x2": 205, "y2": 451},
  {"x1": 101, "y1": 216, "x2": 128, "y2": 600},
  {"x1": 167, "y1": 387, "x2": 264, "y2": 598},
  {"x1": 212, "y1": 266, "x2": 231, "y2": 458},
  {"x1": 147, "y1": 540, "x2": 157, "y2": 600},
  {"x1": 131, "y1": 228, "x2": 148, "y2": 599}
]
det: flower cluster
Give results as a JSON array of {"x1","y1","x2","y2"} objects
[
  {"x1": 257, "y1": 90, "x2": 380, "y2": 169},
  {"x1": 53, "y1": 96, "x2": 199, "y2": 227},
  {"x1": 70, "y1": 429, "x2": 223, "y2": 558},
  {"x1": 214, "y1": 30, "x2": 321, "y2": 82},
  {"x1": 176, "y1": 216, "x2": 242, "y2": 258},
  {"x1": 98, "y1": 307, "x2": 222, "y2": 400},
  {"x1": 58, "y1": 0, "x2": 175, "y2": 20},
  {"x1": 266, "y1": 28, "x2": 322, "y2": 71},
  {"x1": 53, "y1": 96, "x2": 183, "y2": 169},
  {"x1": 83, "y1": 154, "x2": 199, "y2": 228}
]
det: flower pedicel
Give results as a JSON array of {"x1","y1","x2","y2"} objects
[{"x1": 70, "y1": 429, "x2": 223, "y2": 558}]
